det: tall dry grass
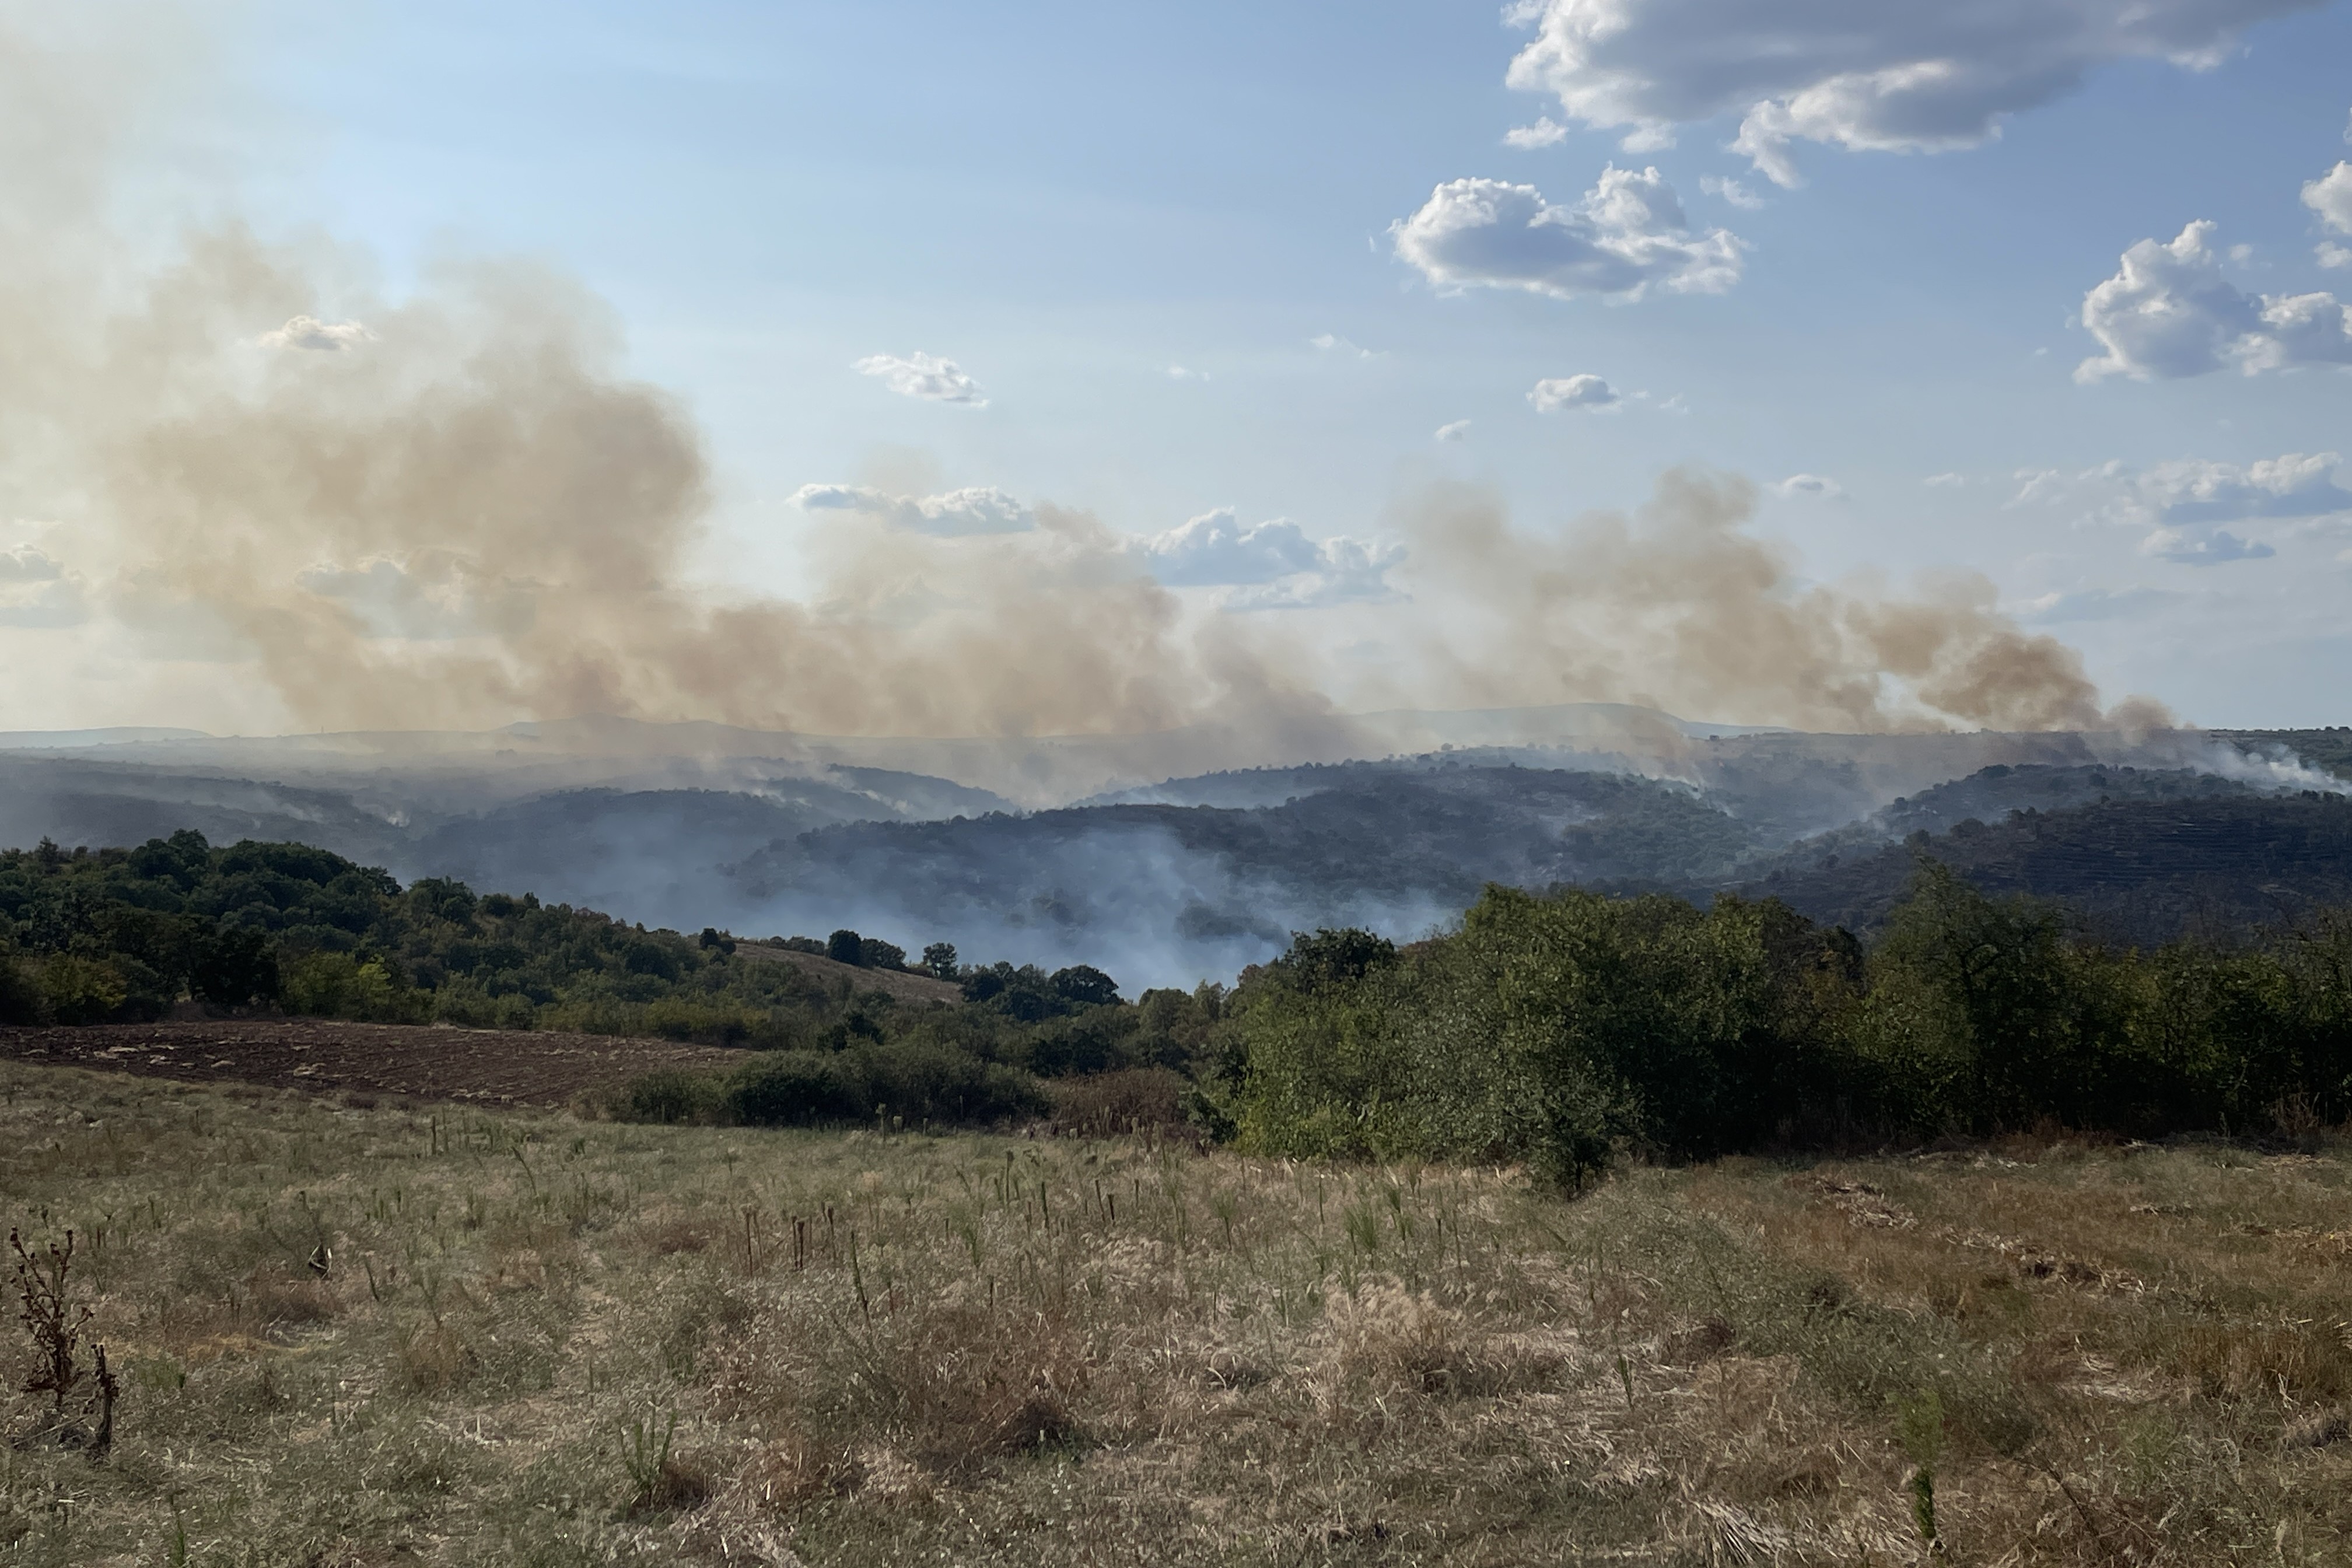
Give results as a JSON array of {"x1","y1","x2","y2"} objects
[{"x1": 0, "y1": 1060, "x2": 2347, "y2": 1564}]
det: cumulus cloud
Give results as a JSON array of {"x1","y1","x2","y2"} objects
[
  {"x1": 0, "y1": 545, "x2": 62, "y2": 582},
  {"x1": 0, "y1": 545, "x2": 85, "y2": 628},
  {"x1": 2321, "y1": 243, "x2": 2352, "y2": 270},
  {"x1": 1435, "y1": 419, "x2": 1472, "y2": 441},
  {"x1": 1698, "y1": 173, "x2": 1765, "y2": 209},
  {"x1": 2306, "y1": 161, "x2": 2352, "y2": 235},
  {"x1": 1504, "y1": 117, "x2": 1569, "y2": 148},
  {"x1": 1502, "y1": 0, "x2": 2319, "y2": 187},
  {"x1": 258, "y1": 315, "x2": 373, "y2": 352},
  {"x1": 1775, "y1": 473, "x2": 1844, "y2": 499},
  {"x1": 2002, "y1": 452, "x2": 2348, "y2": 563},
  {"x1": 852, "y1": 351, "x2": 988, "y2": 405},
  {"x1": 2076, "y1": 221, "x2": 2352, "y2": 380},
  {"x1": 2132, "y1": 452, "x2": 2352, "y2": 524},
  {"x1": 1391, "y1": 167, "x2": 1744, "y2": 301},
  {"x1": 790, "y1": 483, "x2": 1034, "y2": 537},
  {"x1": 1528, "y1": 373, "x2": 1619, "y2": 411},
  {"x1": 1139, "y1": 509, "x2": 1404, "y2": 610}
]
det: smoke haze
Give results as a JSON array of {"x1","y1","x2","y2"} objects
[{"x1": 0, "y1": 9, "x2": 2164, "y2": 755}]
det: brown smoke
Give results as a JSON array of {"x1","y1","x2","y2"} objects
[
  {"x1": 36, "y1": 232, "x2": 1332, "y2": 741},
  {"x1": 0, "y1": 12, "x2": 2163, "y2": 748},
  {"x1": 1390, "y1": 469, "x2": 2163, "y2": 734}
]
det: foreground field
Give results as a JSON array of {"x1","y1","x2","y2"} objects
[{"x1": 0, "y1": 1062, "x2": 2347, "y2": 1566}]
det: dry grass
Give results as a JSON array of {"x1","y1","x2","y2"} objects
[{"x1": 0, "y1": 1060, "x2": 2348, "y2": 1564}]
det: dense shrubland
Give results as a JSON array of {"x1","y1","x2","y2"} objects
[{"x1": 1212, "y1": 865, "x2": 2352, "y2": 1184}]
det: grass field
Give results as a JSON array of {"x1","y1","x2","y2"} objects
[{"x1": 1, "y1": 1060, "x2": 2348, "y2": 1566}]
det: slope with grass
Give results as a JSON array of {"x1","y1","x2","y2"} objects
[{"x1": 0, "y1": 1061, "x2": 2346, "y2": 1565}]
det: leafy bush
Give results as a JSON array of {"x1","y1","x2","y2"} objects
[
  {"x1": 0, "y1": 949, "x2": 44, "y2": 1024},
  {"x1": 614, "y1": 1069, "x2": 723, "y2": 1125},
  {"x1": 40, "y1": 955, "x2": 129, "y2": 1027},
  {"x1": 725, "y1": 1043, "x2": 1046, "y2": 1128}
]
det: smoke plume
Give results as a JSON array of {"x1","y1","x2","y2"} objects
[
  {"x1": 1391, "y1": 471, "x2": 2163, "y2": 735},
  {"x1": 0, "y1": 10, "x2": 2164, "y2": 750}
]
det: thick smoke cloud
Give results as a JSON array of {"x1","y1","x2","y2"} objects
[
  {"x1": 0, "y1": 10, "x2": 2160, "y2": 752},
  {"x1": 1391, "y1": 470, "x2": 2160, "y2": 734}
]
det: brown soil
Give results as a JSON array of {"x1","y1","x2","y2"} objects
[{"x1": 0, "y1": 1019, "x2": 745, "y2": 1107}]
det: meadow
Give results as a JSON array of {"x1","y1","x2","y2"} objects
[{"x1": 3, "y1": 1060, "x2": 2350, "y2": 1564}]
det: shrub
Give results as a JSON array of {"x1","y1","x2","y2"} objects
[
  {"x1": 433, "y1": 977, "x2": 502, "y2": 1028},
  {"x1": 726, "y1": 1044, "x2": 1046, "y2": 1129},
  {"x1": 615, "y1": 1069, "x2": 723, "y2": 1125},
  {"x1": 1047, "y1": 1068, "x2": 1192, "y2": 1139},
  {"x1": 40, "y1": 954, "x2": 128, "y2": 1026},
  {"x1": 0, "y1": 950, "x2": 47, "y2": 1024}
]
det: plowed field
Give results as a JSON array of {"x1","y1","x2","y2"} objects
[{"x1": 0, "y1": 1019, "x2": 743, "y2": 1105}]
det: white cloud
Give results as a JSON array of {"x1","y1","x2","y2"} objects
[
  {"x1": 790, "y1": 483, "x2": 1034, "y2": 537},
  {"x1": 2305, "y1": 161, "x2": 2352, "y2": 235},
  {"x1": 1139, "y1": 508, "x2": 1403, "y2": 610},
  {"x1": 1527, "y1": 373, "x2": 1619, "y2": 411},
  {"x1": 2130, "y1": 452, "x2": 2352, "y2": 524},
  {"x1": 1774, "y1": 473, "x2": 1844, "y2": 499},
  {"x1": 2320, "y1": 243, "x2": 2352, "y2": 270},
  {"x1": 1501, "y1": 0, "x2": 2319, "y2": 188},
  {"x1": 1167, "y1": 365, "x2": 1209, "y2": 381},
  {"x1": 2001, "y1": 452, "x2": 2348, "y2": 562},
  {"x1": 2016, "y1": 585, "x2": 2183, "y2": 624},
  {"x1": 1390, "y1": 167, "x2": 1744, "y2": 301},
  {"x1": 1503, "y1": 117, "x2": 1569, "y2": 148},
  {"x1": 1309, "y1": 332, "x2": 1382, "y2": 358},
  {"x1": 852, "y1": 351, "x2": 988, "y2": 405},
  {"x1": 1924, "y1": 472, "x2": 1968, "y2": 488},
  {"x1": 0, "y1": 545, "x2": 62, "y2": 583},
  {"x1": 1435, "y1": 419, "x2": 1473, "y2": 441},
  {"x1": 2006, "y1": 467, "x2": 2066, "y2": 507},
  {"x1": 2140, "y1": 527, "x2": 2276, "y2": 564},
  {"x1": 0, "y1": 545, "x2": 80, "y2": 628},
  {"x1": 1698, "y1": 173, "x2": 1765, "y2": 210},
  {"x1": 258, "y1": 315, "x2": 373, "y2": 352},
  {"x1": 2076, "y1": 221, "x2": 2352, "y2": 380}
]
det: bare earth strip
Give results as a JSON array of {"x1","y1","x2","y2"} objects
[{"x1": 0, "y1": 1019, "x2": 744, "y2": 1106}]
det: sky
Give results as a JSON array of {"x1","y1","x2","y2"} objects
[{"x1": 4, "y1": 0, "x2": 2351, "y2": 732}]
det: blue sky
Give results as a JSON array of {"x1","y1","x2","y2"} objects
[{"x1": 6, "y1": 0, "x2": 2351, "y2": 732}]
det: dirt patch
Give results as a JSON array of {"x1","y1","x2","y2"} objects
[{"x1": 0, "y1": 1019, "x2": 744, "y2": 1106}]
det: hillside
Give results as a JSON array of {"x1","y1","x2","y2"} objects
[
  {"x1": 1738, "y1": 789, "x2": 2352, "y2": 943},
  {"x1": 730, "y1": 764, "x2": 1763, "y2": 981}
]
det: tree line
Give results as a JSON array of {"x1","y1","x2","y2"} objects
[{"x1": 9, "y1": 830, "x2": 2352, "y2": 1172}]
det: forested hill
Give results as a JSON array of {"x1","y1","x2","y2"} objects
[
  {"x1": 1738, "y1": 789, "x2": 2352, "y2": 943},
  {"x1": 727, "y1": 765, "x2": 1763, "y2": 978}
]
